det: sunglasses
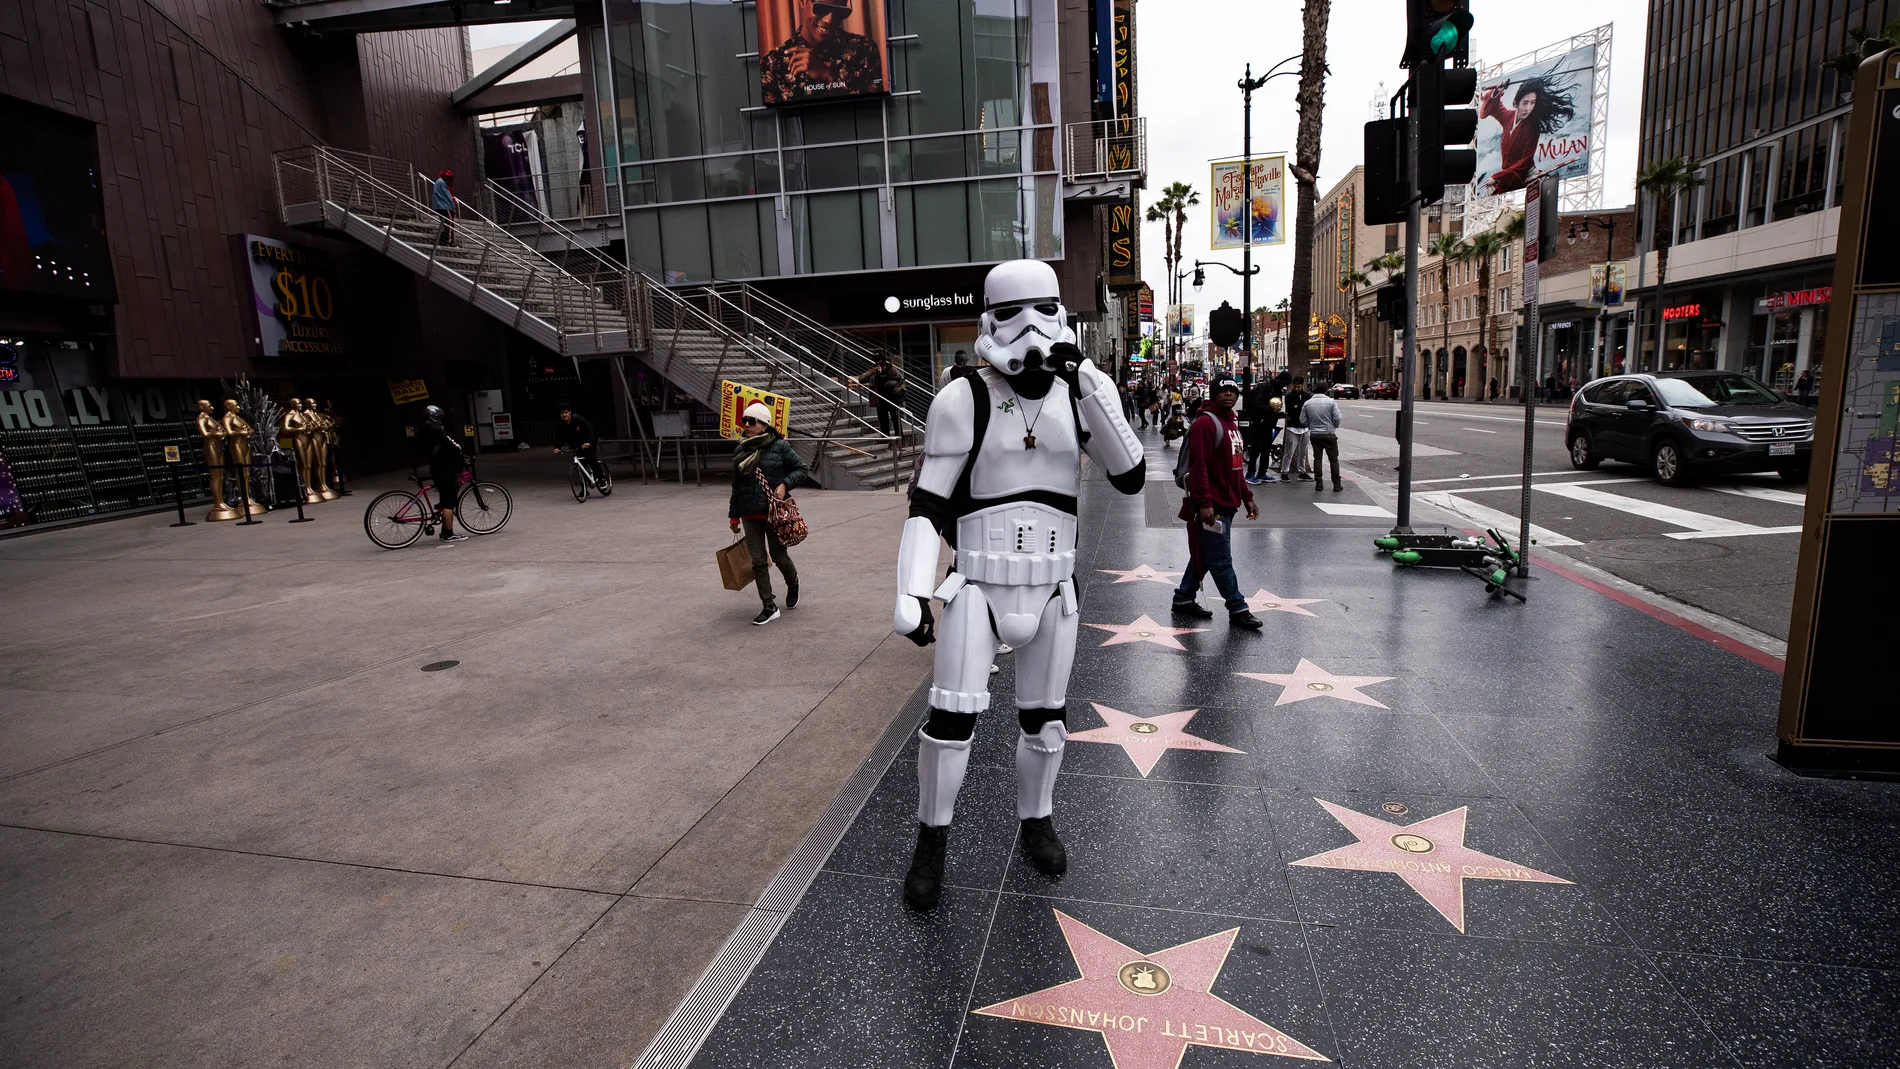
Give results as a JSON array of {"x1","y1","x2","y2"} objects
[
  {"x1": 742, "y1": 417, "x2": 764, "y2": 426},
  {"x1": 813, "y1": 3, "x2": 849, "y2": 17},
  {"x1": 991, "y1": 302, "x2": 1060, "y2": 321}
]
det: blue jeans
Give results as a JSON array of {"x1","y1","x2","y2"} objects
[{"x1": 1175, "y1": 510, "x2": 1246, "y2": 613}]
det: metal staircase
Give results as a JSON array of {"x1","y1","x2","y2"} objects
[{"x1": 273, "y1": 147, "x2": 919, "y2": 489}]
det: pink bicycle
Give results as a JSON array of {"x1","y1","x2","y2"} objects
[{"x1": 362, "y1": 466, "x2": 512, "y2": 548}]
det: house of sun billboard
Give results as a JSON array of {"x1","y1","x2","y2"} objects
[
  {"x1": 758, "y1": 0, "x2": 890, "y2": 107},
  {"x1": 1473, "y1": 45, "x2": 1595, "y2": 197},
  {"x1": 1209, "y1": 156, "x2": 1285, "y2": 250}
]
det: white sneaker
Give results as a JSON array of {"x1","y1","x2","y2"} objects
[{"x1": 996, "y1": 642, "x2": 1013, "y2": 655}]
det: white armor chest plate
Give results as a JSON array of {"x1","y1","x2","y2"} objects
[{"x1": 969, "y1": 374, "x2": 1081, "y2": 500}]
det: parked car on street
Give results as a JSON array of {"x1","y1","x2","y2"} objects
[
  {"x1": 1363, "y1": 381, "x2": 1399, "y2": 399},
  {"x1": 1329, "y1": 383, "x2": 1361, "y2": 399},
  {"x1": 1565, "y1": 371, "x2": 1815, "y2": 485}
]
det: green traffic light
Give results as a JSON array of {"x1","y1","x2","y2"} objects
[{"x1": 1430, "y1": 22, "x2": 1461, "y2": 55}]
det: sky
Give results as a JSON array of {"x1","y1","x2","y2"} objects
[
  {"x1": 468, "y1": 1, "x2": 1654, "y2": 326},
  {"x1": 1139, "y1": 0, "x2": 1652, "y2": 327}
]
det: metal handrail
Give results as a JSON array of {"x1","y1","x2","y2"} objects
[
  {"x1": 479, "y1": 170, "x2": 621, "y2": 225},
  {"x1": 1065, "y1": 118, "x2": 1148, "y2": 182}
]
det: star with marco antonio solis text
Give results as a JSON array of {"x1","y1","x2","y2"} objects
[
  {"x1": 1085, "y1": 614, "x2": 1207, "y2": 651},
  {"x1": 1287, "y1": 799, "x2": 1572, "y2": 933},
  {"x1": 972, "y1": 908, "x2": 1330, "y2": 1065},
  {"x1": 1098, "y1": 563, "x2": 1185, "y2": 585},
  {"x1": 1235, "y1": 659, "x2": 1394, "y2": 708},
  {"x1": 1067, "y1": 703, "x2": 1245, "y2": 777}
]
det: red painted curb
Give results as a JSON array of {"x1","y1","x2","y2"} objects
[{"x1": 1535, "y1": 555, "x2": 1786, "y2": 675}]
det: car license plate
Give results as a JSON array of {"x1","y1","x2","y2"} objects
[{"x1": 1769, "y1": 442, "x2": 1796, "y2": 456}]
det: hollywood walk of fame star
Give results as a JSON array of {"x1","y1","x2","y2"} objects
[
  {"x1": 1085, "y1": 614, "x2": 1207, "y2": 651},
  {"x1": 1287, "y1": 799, "x2": 1572, "y2": 933},
  {"x1": 1067, "y1": 703, "x2": 1245, "y2": 777},
  {"x1": 1235, "y1": 659, "x2": 1394, "y2": 708},
  {"x1": 972, "y1": 909, "x2": 1330, "y2": 1066},
  {"x1": 1098, "y1": 563, "x2": 1185, "y2": 585},
  {"x1": 1244, "y1": 590, "x2": 1326, "y2": 617}
]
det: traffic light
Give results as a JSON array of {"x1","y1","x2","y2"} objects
[
  {"x1": 1207, "y1": 301, "x2": 1243, "y2": 349},
  {"x1": 1404, "y1": 0, "x2": 1472, "y2": 67},
  {"x1": 1375, "y1": 282, "x2": 1406, "y2": 325},
  {"x1": 1414, "y1": 59, "x2": 1477, "y2": 205},
  {"x1": 1363, "y1": 118, "x2": 1406, "y2": 225}
]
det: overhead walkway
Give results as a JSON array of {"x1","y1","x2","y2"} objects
[{"x1": 269, "y1": 0, "x2": 580, "y2": 35}]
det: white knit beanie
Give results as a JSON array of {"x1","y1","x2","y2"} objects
[{"x1": 743, "y1": 402, "x2": 773, "y2": 425}]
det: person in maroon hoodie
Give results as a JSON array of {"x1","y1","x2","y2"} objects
[{"x1": 1171, "y1": 379, "x2": 1264, "y2": 630}]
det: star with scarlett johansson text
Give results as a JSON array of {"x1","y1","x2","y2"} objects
[
  {"x1": 972, "y1": 908, "x2": 1330, "y2": 1066},
  {"x1": 1085, "y1": 614, "x2": 1208, "y2": 651},
  {"x1": 1098, "y1": 563, "x2": 1186, "y2": 585},
  {"x1": 1235, "y1": 659, "x2": 1394, "y2": 708},
  {"x1": 1287, "y1": 799, "x2": 1572, "y2": 933},
  {"x1": 1067, "y1": 703, "x2": 1245, "y2": 777}
]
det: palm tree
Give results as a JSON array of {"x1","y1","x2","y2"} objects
[
  {"x1": 1426, "y1": 231, "x2": 1467, "y2": 399},
  {"x1": 1286, "y1": 0, "x2": 1333, "y2": 375},
  {"x1": 1824, "y1": 19, "x2": 1900, "y2": 80},
  {"x1": 1464, "y1": 212, "x2": 1523, "y2": 397},
  {"x1": 1637, "y1": 157, "x2": 1705, "y2": 369},
  {"x1": 1145, "y1": 181, "x2": 1199, "y2": 361},
  {"x1": 1338, "y1": 266, "x2": 1372, "y2": 384}
]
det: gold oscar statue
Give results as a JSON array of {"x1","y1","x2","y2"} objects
[
  {"x1": 320, "y1": 399, "x2": 343, "y2": 493},
  {"x1": 197, "y1": 399, "x2": 241, "y2": 521},
  {"x1": 280, "y1": 398, "x2": 318, "y2": 504},
  {"x1": 306, "y1": 398, "x2": 337, "y2": 500},
  {"x1": 221, "y1": 399, "x2": 267, "y2": 515}
]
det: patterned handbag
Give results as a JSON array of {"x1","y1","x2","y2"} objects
[{"x1": 756, "y1": 469, "x2": 809, "y2": 547}]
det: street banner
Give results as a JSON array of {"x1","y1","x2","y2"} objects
[
  {"x1": 719, "y1": 380, "x2": 791, "y2": 438},
  {"x1": 1587, "y1": 262, "x2": 1627, "y2": 308},
  {"x1": 1474, "y1": 45, "x2": 1595, "y2": 197},
  {"x1": 1168, "y1": 304, "x2": 1194, "y2": 339},
  {"x1": 757, "y1": 0, "x2": 889, "y2": 107},
  {"x1": 1209, "y1": 156, "x2": 1285, "y2": 249}
]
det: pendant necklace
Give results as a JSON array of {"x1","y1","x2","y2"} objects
[{"x1": 1018, "y1": 393, "x2": 1046, "y2": 449}]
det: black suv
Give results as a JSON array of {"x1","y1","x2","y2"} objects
[{"x1": 1565, "y1": 371, "x2": 1814, "y2": 485}]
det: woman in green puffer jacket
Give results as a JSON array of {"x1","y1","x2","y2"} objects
[{"x1": 727, "y1": 403, "x2": 811, "y2": 625}]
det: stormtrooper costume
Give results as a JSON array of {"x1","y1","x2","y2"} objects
[{"x1": 894, "y1": 259, "x2": 1146, "y2": 909}]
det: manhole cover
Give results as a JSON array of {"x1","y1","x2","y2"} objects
[
  {"x1": 1585, "y1": 539, "x2": 1732, "y2": 563},
  {"x1": 421, "y1": 660, "x2": 460, "y2": 672}
]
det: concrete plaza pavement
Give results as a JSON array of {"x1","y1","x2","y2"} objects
[{"x1": 0, "y1": 455, "x2": 931, "y2": 1069}]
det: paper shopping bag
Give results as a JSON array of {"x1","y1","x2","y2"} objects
[{"x1": 716, "y1": 537, "x2": 755, "y2": 591}]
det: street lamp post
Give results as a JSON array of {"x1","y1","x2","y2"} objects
[
  {"x1": 1566, "y1": 215, "x2": 1621, "y2": 382},
  {"x1": 1235, "y1": 56, "x2": 1300, "y2": 358}
]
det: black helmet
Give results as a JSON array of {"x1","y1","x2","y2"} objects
[{"x1": 424, "y1": 405, "x2": 444, "y2": 425}]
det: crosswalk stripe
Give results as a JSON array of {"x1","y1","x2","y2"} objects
[
  {"x1": 1534, "y1": 482, "x2": 1790, "y2": 539},
  {"x1": 1417, "y1": 490, "x2": 1583, "y2": 546},
  {"x1": 1708, "y1": 483, "x2": 1808, "y2": 506}
]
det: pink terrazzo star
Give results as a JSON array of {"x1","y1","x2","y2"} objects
[
  {"x1": 1244, "y1": 590, "x2": 1326, "y2": 617},
  {"x1": 973, "y1": 909, "x2": 1330, "y2": 1066},
  {"x1": 1067, "y1": 703, "x2": 1245, "y2": 777},
  {"x1": 1287, "y1": 799, "x2": 1573, "y2": 933},
  {"x1": 1085, "y1": 614, "x2": 1208, "y2": 650},
  {"x1": 1234, "y1": 659, "x2": 1394, "y2": 708},
  {"x1": 1098, "y1": 563, "x2": 1186, "y2": 585}
]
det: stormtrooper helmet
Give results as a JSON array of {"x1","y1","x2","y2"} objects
[{"x1": 974, "y1": 259, "x2": 1075, "y2": 376}]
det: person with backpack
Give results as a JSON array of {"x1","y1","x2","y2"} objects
[{"x1": 1170, "y1": 379, "x2": 1263, "y2": 630}]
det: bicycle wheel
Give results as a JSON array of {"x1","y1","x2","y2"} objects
[
  {"x1": 458, "y1": 481, "x2": 512, "y2": 534},
  {"x1": 569, "y1": 461, "x2": 588, "y2": 502},
  {"x1": 364, "y1": 490, "x2": 426, "y2": 549},
  {"x1": 596, "y1": 464, "x2": 613, "y2": 496}
]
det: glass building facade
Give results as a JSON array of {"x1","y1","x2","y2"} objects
[
  {"x1": 1631, "y1": 0, "x2": 1892, "y2": 385},
  {"x1": 592, "y1": 0, "x2": 1062, "y2": 285}
]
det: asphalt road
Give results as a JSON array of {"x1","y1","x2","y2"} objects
[{"x1": 1336, "y1": 398, "x2": 1804, "y2": 640}]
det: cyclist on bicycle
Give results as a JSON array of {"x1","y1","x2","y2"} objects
[
  {"x1": 417, "y1": 405, "x2": 469, "y2": 543},
  {"x1": 552, "y1": 402, "x2": 603, "y2": 485}
]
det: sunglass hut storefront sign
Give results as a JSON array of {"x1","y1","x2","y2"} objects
[{"x1": 245, "y1": 235, "x2": 348, "y2": 357}]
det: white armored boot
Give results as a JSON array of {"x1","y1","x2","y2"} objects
[
  {"x1": 907, "y1": 729, "x2": 973, "y2": 909},
  {"x1": 1015, "y1": 718, "x2": 1068, "y2": 875}
]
